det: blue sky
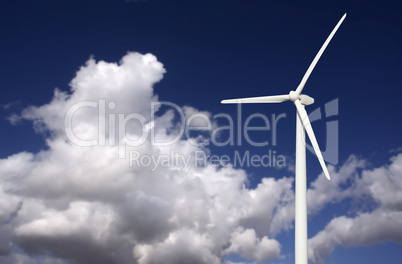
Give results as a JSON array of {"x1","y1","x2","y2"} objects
[{"x1": 0, "y1": 1, "x2": 401, "y2": 264}]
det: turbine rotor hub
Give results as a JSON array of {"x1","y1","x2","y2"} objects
[
  {"x1": 289, "y1": 90, "x2": 298, "y2": 102},
  {"x1": 289, "y1": 91, "x2": 314, "y2": 105}
]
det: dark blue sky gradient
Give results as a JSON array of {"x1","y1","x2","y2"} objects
[{"x1": 1, "y1": 0, "x2": 401, "y2": 162}]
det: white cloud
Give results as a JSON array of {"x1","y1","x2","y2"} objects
[
  {"x1": 223, "y1": 227, "x2": 281, "y2": 261},
  {"x1": 0, "y1": 52, "x2": 294, "y2": 264},
  {"x1": 15, "y1": 201, "x2": 115, "y2": 240},
  {"x1": 134, "y1": 229, "x2": 221, "y2": 264},
  {"x1": 307, "y1": 155, "x2": 366, "y2": 215},
  {"x1": 308, "y1": 154, "x2": 402, "y2": 264}
]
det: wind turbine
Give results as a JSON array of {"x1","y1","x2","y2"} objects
[{"x1": 221, "y1": 14, "x2": 346, "y2": 264}]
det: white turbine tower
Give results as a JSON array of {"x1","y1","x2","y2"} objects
[{"x1": 221, "y1": 14, "x2": 346, "y2": 264}]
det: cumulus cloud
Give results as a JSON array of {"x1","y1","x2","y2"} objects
[
  {"x1": 223, "y1": 227, "x2": 280, "y2": 261},
  {"x1": 308, "y1": 154, "x2": 402, "y2": 264},
  {"x1": 0, "y1": 52, "x2": 294, "y2": 264}
]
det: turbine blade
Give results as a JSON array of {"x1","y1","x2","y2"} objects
[
  {"x1": 295, "y1": 13, "x2": 347, "y2": 95},
  {"x1": 221, "y1": 94, "x2": 289, "y2": 104},
  {"x1": 294, "y1": 100, "x2": 331, "y2": 180}
]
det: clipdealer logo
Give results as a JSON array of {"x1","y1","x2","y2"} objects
[{"x1": 64, "y1": 99, "x2": 338, "y2": 169}]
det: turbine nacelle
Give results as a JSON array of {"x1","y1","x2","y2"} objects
[{"x1": 298, "y1": 94, "x2": 314, "y2": 105}]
